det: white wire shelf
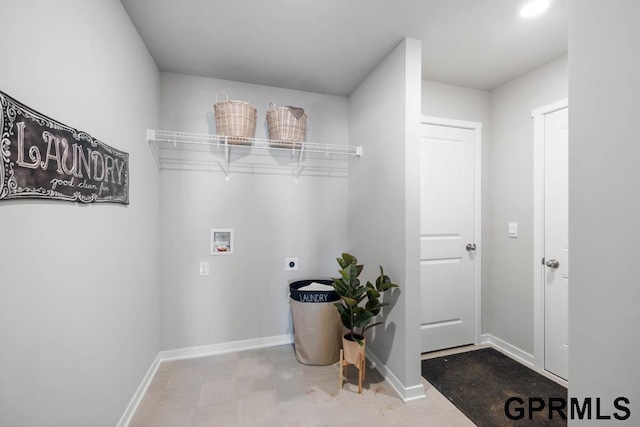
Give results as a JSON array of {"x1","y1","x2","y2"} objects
[{"x1": 147, "y1": 129, "x2": 362, "y2": 179}]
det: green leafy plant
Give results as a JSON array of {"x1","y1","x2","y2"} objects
[{"x1": 332, "y1": 253, "x2": 398, "y2": 345}]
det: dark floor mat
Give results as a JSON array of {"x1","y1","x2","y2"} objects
[{"x1": 421, "y1": 348, "x2": 567, "y2": 426}]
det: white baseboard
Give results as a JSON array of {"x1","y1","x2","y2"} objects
[
  {"x1": 119, "y1": 334, "x2": 293, "y2": 426},
  {"x1": 121, "y1": 333, "x2": 436, "y2": 425},
  {"x1": 480, "y1": 333, "x2": 535, "y2": 366},
  {"x1": 159, "y1": 334, "x2": 294, "y2": 361},
  {"x1": 479, "y1": 334, "x2": 567, "y2": 387},
  {"x1": 123, "y1": 333, "x2": 565, "y2": 425},
  {"x1": 117, "y1": 353, "x2": 161, "y2": 427},
  {"x1": 366, "y1": 347, "x2": 426, "y2": 402}
]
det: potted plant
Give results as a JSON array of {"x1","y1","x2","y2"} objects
[{"x1": 332, "y1": 252, "x2": 398, "y2": 387}]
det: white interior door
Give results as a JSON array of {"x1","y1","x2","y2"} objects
[
  {"x1": 420, "y1": 121, "x2": 479, "y2": 353},
  {"x1": 543, "y1": 107, "x2": 569, "y2": 380}
]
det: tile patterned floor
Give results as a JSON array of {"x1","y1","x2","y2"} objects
[{"x1": 129, "y1": 344, "x2": 476, "y2": 426}]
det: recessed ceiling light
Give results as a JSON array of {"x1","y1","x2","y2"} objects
[{"x1": 520, "y1": 0, "x2": 550, "y2": 18}]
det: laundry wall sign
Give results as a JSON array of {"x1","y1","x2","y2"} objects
[{"x1": 0, "y1": 90, "x2": 129, "y2": 204}]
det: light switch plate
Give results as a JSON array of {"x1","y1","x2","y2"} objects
[
  {"x1": 199, "y1": 261, "x2": 210, "y2": 276},
  {"x1": 508, "y1": 222, "x2": 518, "y2": 238},
  {"x1": 285, "y1": 257, "x2": 299, "y2": 271}
]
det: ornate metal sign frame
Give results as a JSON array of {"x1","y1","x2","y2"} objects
[{"x1": 0, "y1": 90, "x2": 129, "y2": 204}]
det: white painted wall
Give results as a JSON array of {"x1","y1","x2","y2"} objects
[
  {"x1": 485, "y1": 56, "x2": 567, "y2": 355},
  {"x1": 422, "y1": 80, "x2": 491, "y2": 125},
  {"x1": 348, "y1": 38, "x2": 423, "y2": 398},
  {"x1": 159, "y1": 72, "x2": 349, "y2": 350},
  {"x1": 569, "y1": 0, "x2": 640, "y2": 421},
  {"x1": 0, "y1": 1, "x2": 160, "y2": 426}
]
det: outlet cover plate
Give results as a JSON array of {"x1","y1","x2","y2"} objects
[{"x1": 199, "y1": 261, "x2": 210, "y2": 276}]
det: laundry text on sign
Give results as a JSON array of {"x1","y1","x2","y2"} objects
[{"x1": 0, "y1": 90, "x2": 129, "y2": 204}]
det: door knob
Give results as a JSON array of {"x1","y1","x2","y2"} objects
[
  {"x1": 546, "y1": 259, "x2": 560, "y2": 269},
  {"x1": 466, "y1": 243, "x2": 476, "y2": 251}
]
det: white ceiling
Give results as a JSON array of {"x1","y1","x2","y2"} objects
[{"x1": 121, "y1": 0, "x2": 567, "y2": 96}]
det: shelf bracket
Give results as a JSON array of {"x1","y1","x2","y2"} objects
[
  {"x1": 146, "y1": 128, "x2": 156, "y2": 142},
  {"x1": 146, "y1": 128, "x2": 161, "y2": 168},
  {"x1": 347, "y1": 145, "x2": 363, "y2": 176},
  {"x1": 294, "y1": 145, "x2": 305, "y2": 181},
  {"x1": 224, "y1": 138, "x2": 230, "y2": 181}
]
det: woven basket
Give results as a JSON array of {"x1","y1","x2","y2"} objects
[
  {"x1": 266, "y1": 101, "x2": 307, "y2": 149},
  {"x1": 214, "y1": 92, "x2": 257, "y2": 146}
]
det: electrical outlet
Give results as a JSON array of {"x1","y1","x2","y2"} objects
[
  {"x1": 199, "y1": 261, "x2": 210, "y2": 276},
  {"x1": 285, "y1": 257, "x2": 299, "y2": 271}
]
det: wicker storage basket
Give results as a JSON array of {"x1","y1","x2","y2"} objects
[
  {"x1": 213, "y1": 92, "x2": 257, "y2": 145},
  {"x1": 266, "y1": 101, "x2": 307, "y2": 149}
]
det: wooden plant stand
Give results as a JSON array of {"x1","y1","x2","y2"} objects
[{"x1": 338, "y1": 348, "x2": 365, "y2": 394}]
